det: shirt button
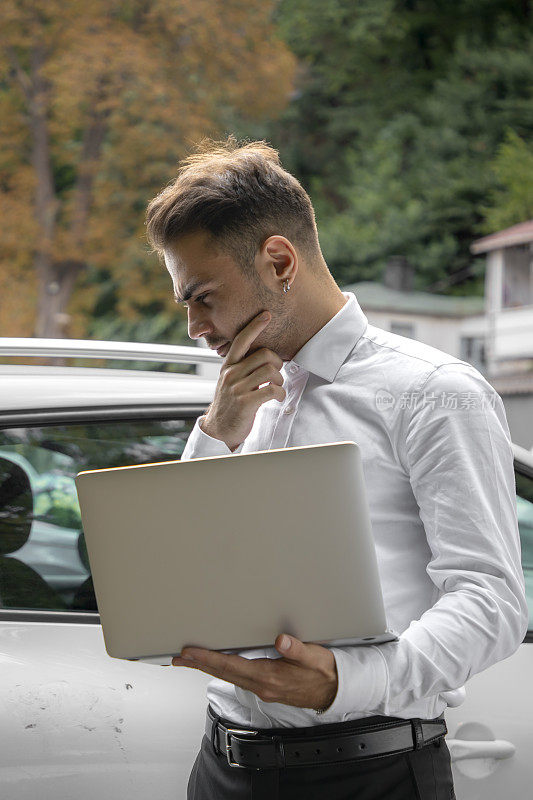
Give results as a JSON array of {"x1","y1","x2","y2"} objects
[
  {"x1": 289, "y1": 364, "x2": 299, "y2": 374},
  {"x1": 284, "y1": 405, "x2": 294, "y2": 415}
]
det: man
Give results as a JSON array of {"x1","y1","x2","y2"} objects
[{"x1": 145, "y1": 135, "x2": 528, "y2": 800}]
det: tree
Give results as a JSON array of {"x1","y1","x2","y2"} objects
[
  {"x1": 481, "y1": 129, "x2": 533, "y2": 232},
  {"x1": 0, "y1": 0, "x2": 296, "y2": 339},
  {"x1": 257, "y1": 0, "x2": 533, "y2": 293}
]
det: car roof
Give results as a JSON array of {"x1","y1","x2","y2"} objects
[
  {"x1": 2, "y1": 363, "x2": 532, "y2": 473},
  {"x1": 0, "y1": 365, "x2": 217, "y2": 412},
  {"x1": 512, "y1": 441, "x2": 533, "y2": 471}
]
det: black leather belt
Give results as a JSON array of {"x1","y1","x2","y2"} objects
[{"x1": 205, "y1": 706, "x2": 447, "y2": 770}]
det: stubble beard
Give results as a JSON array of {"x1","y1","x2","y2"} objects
[{"x1": 253, "y1": 281, "x2": 296, "y2": 361}]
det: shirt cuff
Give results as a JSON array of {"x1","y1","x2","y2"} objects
[
  {"x1": 316, "y1": 645, "x2": 389, "y2": 721},
  {"x1": 181, "y1": 415, "x2": 245, "y2": 460}
]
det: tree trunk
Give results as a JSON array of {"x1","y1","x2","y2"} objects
[
  {"x1": 30, "y1": 60, "x2": 110, "y2": 345},
  {"x1": 26, "y1": 44, "x2": 62, "y2": 340}
]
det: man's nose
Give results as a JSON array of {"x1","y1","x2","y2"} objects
[{"x1": 187, "y1": 309, "x2": 212, "y2": 341}]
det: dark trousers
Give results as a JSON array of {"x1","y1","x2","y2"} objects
[{"x1": 187, "y1": 710, "x2": 457, "y2": 800}]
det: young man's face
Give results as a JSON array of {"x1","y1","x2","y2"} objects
[{"x1": 164, "y1": 231, "x2": 295, "y2": 360}]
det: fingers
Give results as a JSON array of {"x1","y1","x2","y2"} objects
[
  {"x1": 172, "y1": 640, "x2": 337, "y2": 708},
  {"x1": 172, "y1": 648, "x2": 269, "y2": 693},
  {"x1": 275, "y1": 634, "x2": 336, "y2": 674},
  {"x1": 274, "y1": 634, "x2": 310, "y2": 665},
  {"x1": 225, "y1": 311, "x2": 271, "y2": 366},
  {"x1": 241, "y1": 362, "x2": 284, "y2": 393}
]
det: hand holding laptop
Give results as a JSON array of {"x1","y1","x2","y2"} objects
[
  {"x1": 171, "y1": 632, "x2": 339, "y2": 713},
  {"x1": 200, "y1": 310, "x2": 286, "y2": 452}
]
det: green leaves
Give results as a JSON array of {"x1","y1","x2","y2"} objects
[
  {"x1": 267, "y1": 0, "x2": 533, "y2": 292},
  {"x1": 481, "y1": 129, "x2": 533, "y2": 232}
]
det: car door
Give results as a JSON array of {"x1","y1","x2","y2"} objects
[
  {"x1": 0, "y1": 411, "x2": 211, "y2": 800},
  {"x1": 445, "y1": 455, "x2": 533, "y2": 799}
]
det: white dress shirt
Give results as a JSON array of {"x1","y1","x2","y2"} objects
[{"x1": 180, "y1": 291, "x2": 528, "y2": 729}]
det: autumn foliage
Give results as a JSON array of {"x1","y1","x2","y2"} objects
[{"x1": 0, "y1": 0, "x2": 296, "y2": 338}]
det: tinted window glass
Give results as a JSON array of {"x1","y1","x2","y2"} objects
[
  {"x1": 516, "y1": 471, "x2": 533, "y2": 632},
  {"x1": 0, "y1": 418, "x2": 196, "y2": 612}
]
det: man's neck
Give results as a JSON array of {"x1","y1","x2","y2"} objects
[{"x1": 283, "y1": 288, "x2": 348, "y2": 362}]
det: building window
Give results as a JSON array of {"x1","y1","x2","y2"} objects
[
  {"x1": 460, "y1": 336, "x2": 486, "y2": 369},
  {"x1": 502, "y1": 245, "x2": 533, "y2": 308},
  {"x1": 390, "y1": 322, "x2": 415, "y2": 339}
]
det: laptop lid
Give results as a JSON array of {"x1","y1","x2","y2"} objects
[{"x1": 75, "y1": 440, "x2": 397, "y2": 664}]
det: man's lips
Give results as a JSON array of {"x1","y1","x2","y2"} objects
[{"x1": 212, "y1": 342, "x2": 229, "y2": 356}]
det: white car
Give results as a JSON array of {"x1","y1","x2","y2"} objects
[{"x1": 0, "y1": 337, "x2": 531, "y2": 800}]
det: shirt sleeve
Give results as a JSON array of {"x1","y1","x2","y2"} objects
[
  {"x1": 320, "y1": 362, "x2": 528, "y2": 720},
  {"x1": 181, "y1": 415, "x2": 245, "y2": 461}
]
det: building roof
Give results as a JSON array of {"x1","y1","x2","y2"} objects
[
  {"x1": 471, "y1": 220, "x2": 533, "y2": 254},
  {"x1": 342, "y1": 281, "x2": 485, "y2": 317}
]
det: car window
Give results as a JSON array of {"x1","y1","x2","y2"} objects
[
  {"x1": 516, "y1": 470, "x2": 533, "y2": 632},
  {"x1": 0, "y1": 417, "x2": 196, "y2": 613}
]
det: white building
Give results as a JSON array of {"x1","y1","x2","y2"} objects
[
  {"x1": 342, "y1": 256, "x2": 486, "y2": 371},
  {"x1": 471, "y1": 220, "x2": 533, "y2": 448},
  {"x1": 343, "y1": 240, "x2": 533, "y2": 449}
]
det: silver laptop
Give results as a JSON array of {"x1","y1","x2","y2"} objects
[{"x1": 75, "y1": 440, "x2": 397, "y2": 665}]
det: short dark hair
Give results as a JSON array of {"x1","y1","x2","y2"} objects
[{"x1": 145, "y1": 134, "x2": 321, "y2": 279}]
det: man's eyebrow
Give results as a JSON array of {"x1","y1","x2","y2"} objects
[{"x1": 173, "y1": 281, "x2": 211, "y2": 304}]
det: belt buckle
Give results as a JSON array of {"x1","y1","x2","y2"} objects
[{"x1": 225, "y1": 727, "x2": 259, "y2": 768}]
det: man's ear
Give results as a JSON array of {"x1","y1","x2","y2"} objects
[{"x1": 261, "y1": 235, "x2": 298, "y2": 284}]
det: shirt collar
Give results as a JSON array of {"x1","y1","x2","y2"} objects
[{"x1": 287, "y1": 291, "x2": 368, "y2": 382}]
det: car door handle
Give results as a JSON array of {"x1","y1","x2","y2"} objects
[{"x1": 446, "y1": 738, "x2": 516, "y2": 762}]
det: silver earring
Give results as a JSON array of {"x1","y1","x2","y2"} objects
[{"x1": 283, "y1": 279, "x2": 291, "y2": 293}]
